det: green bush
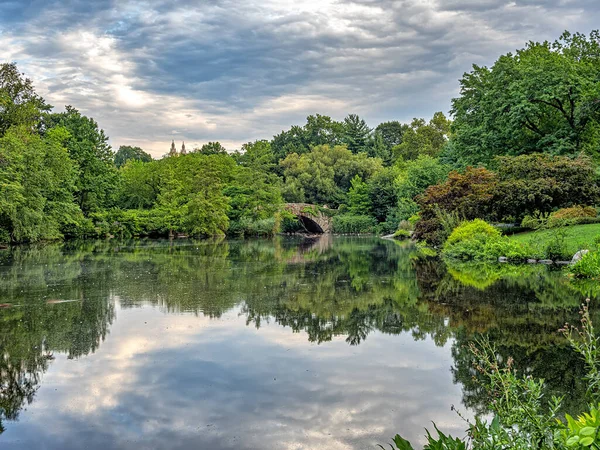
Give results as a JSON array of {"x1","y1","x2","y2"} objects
[
  {"x1": 332, "y1": 214, "x2": 377, "y2": 234},
  {"x1": 228, "y1": 217, "x2": 277, "y2": 237},
  {"x1": 522, "y1": 206, "x2": 599, "y2": 231},
  {"x1": 569, "y1": 251, "x2": 600, "y2": 278},
  {"x1": 443, "y1": 219, "x2": 530, "y2": 261}
]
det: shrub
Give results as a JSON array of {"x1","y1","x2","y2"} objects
[
  {"x1": 228, "y1": 217, "x2": 277, "y2": 237},
  {"x1": 414, "y1": 167, "x2": 497, "y2": 245},
  {"x1": 332, "y1": 214, "x2": 377, "y2": 234},
  {"x1": 569, "y1": 251, "x2": 600, "y2": 278},
  {"x1": 548, "y1": 206, "x2": 598, "y2": 228},
  {"x1": 443, "y1": 219, "x2": 530, "y2": 261}
]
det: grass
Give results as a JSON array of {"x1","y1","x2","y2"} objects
[{"x1": 508, "y1": 223, "x2": 600, "y2": 259}]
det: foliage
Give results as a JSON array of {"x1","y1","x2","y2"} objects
[
  {"x1": 570, "y1": 251, "x2": 600, "y2": 279},
  {"x1": 44, "y1": 106, "x2": 117, "y2": 214},
  {"x1": 347, "y1": 175, "x2": 371, "y2": 216},
  {"x1": 450, "y1": 30, "x2": 600, "y2": 166},
  {"x1": 375, "y1": 121, "x2": 408, "y2": 151},
  {"x1": 492, "y1": 154, "x2": 600, "y2": 222},
  {"x1": 0, "y1": 63, "x2": 51, "y2": 135},
  {"x1": 196, "y1": 141, "x2": 227, "y2": 155},
  {"x1": 343, "y1": 113, "x2": 372, "y2": 153},
  {"x1": 279, "y1": 145, "x2": 383, "y2": 207},
  {"x1": 392, "y1": 112, "x2": 451, "y2": 161},
  {"x1": 114, "y1": 145, "x2": 152, "y2": 168},
  {"x1": 442, "y1": 219, "x2": 531, "y2": 261},
  {"x1": 414, "y1": 167, "x2": 497, "y2": 245},
  {"x1": 332, "y1": 214, "x2": 377, "y2": 234},
  {"x1": 0, "y1": 126, "x2": 80, "y2": 243}
]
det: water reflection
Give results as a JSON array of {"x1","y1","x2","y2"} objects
[{"x1": 0, "y1": 237, "x2": 595, "y2": 449}]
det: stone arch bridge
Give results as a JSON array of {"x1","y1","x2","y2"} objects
[{"x1": 284, "y1": 203, "x2": 333, "y2": 233}]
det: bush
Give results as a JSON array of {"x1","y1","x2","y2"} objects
[
  {"x1": 228, "y1": 217, "x2": 277, "y2": 237},
  {"x1": 522, "y1": 206, "x2": 599, "y2": 230},
  {"x1": 569, "y1": 251, "x2": 600, "y2": 278},
  {"x1": 443, "y1": 219, "x2": 530, "y2": 261},
  {"x1": 332, "y1": 214, "x2": 377, "y2": 234}
]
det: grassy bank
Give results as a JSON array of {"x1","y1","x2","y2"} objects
[{"x1": 508, "y1": 223, "x2": 600, "y2": 258}]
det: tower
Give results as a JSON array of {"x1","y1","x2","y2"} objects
[
  {"x1": 181, "y1": 141, "x2": 187, "y2": 155},
  {"x1": 169, "y1": 140, "x2": 177, "y2": 156}
]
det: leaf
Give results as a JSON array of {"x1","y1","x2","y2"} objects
[
  {"x1": 580, "y1": 436, "x2": 595, "y2": 446},
  {"x1": 567, "y1": 436, "x2": 580, "y2": 446},
  {"x1": 392, "y1": 434, "x2": 414, "y2": 450},
  {"x1": 581, "y1": 427, "x2": 597, "y2": 437}
]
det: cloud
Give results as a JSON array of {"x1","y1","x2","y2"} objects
[
  {"x1": 0, "y1": 0, "x2": 599, "y2": 156},
  {"x1": 3, "y1": 303, "x2": 466, "y2": 450}
]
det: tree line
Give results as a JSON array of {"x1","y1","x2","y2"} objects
[{"x1": 1, "y1": 29, "x2": 599, "y2": 243}]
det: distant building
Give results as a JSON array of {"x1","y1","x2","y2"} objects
[
  {"x1": 168, "y1": 140, "x2": 187, "y2": 156},
  {"x1": 169, "y1": 140, "x2": 177, "y2": 156}
]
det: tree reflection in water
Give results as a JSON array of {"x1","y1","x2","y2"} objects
[{"x1": 0, "y1": 236, "x2": 596, "y2": 433}]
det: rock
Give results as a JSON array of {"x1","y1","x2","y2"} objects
[
  {"x1": 498, "y1": 257, "x2": 508, "y2": 263},
  {"x1": 555, "y1": 261, "x2": 571, "y2": 266},
  {"x1": 571, "y1": 249, "x2": 589, "y2": 264},
  {"x1": 538, "y1": 259, "x2": 553, "y2": 264},
  {"x1": 527, "y1": 259, "x2": 537, "y2": 264}
]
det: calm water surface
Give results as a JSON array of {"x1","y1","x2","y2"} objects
[{"x1": 0, "y1": 236, "x2": 594, "y2": 449}]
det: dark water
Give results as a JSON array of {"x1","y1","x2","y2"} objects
[{"x1": 0, "y1": 236, "x2": 594, "y2": 449}]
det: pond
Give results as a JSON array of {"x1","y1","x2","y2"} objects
[{"x1": 0, "y1": 236, "x2": 595, "y2": 449}]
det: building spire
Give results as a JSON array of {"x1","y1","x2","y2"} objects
[
  {"x1": 180, "y1": 141, "x2": 187, "y2": 155},
  {"x1": 169, "y1": 140, "x2": 177, "y2": 156}
]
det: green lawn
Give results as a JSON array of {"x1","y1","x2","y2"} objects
[{"x1": 508, "y1": 223, "x2": 600, "y2": 258}]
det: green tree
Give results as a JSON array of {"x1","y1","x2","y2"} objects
[
  {"x1": 271, "y1": 114, "x2": 344, "y2": 161},
  {"x1": 451, "y1": 30, "x2": 600, "y2": 165},
  {"x1": 343, "y1": 114, "x2": 371, "y2": 153},
  {"x1": 347, "y1": 175, "x2": 371, "y2": 216},
  {"x1": 367, "y1": 167, "x2": 400, "y2": 223},
  {"x1": 0, "y1": 126, "x2": 79, "y2": 243},
  {"x1": 114, "y1": 145, "x2": 152, "y2": 168},
  {"x1": 117, "y1": 160, "x2": 162, "y2": 209},
  {"x1": 0, "y1": 63, "x2": 51, "y2": 136},
  {"x1": 375, "y1": 121, "x2": 408, "y2": 151},
  {"x1": 44, "y1": 106, "x2": 117, "y2": 214},
  {"x1": 280, "y1": 145, "x2": 383, "y2": 207},
  {"x1": 392, "y1": 112, "x2": 450, "y2": 161},
  {"x1": 197, "y1": 141, "x2": 227, "y2": 155}
]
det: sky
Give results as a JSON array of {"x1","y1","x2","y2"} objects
[{"x1": 1, "y1": 0, "x2": 599, "y2": 157}]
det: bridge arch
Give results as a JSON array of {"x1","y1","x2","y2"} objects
[{"x1": 284, "y1": 203, "x2": 333, "y2": 234}]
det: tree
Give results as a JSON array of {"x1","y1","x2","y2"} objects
[
  {"x1": 367, "y1": 167, "x2": 400, "y2": 223},
  {"x1": 117, "y1": 160, "x2": 162, "y2": 209},
  {"x1": 0, "y1": 126, "x2": 79, "y2": 243},
  {"x1": 395, "y1": 155, "x2": 450, "y2": 221},
  {"x1": 271, "y1": 114, "x2": 344, "y2": 161},
  {"x1": 413, "y1": 167, "x2": 497, "y2": 245},
  {"x1": 375, "y1": 121, "x2": 408, "y2": 150},
  {"x1": 279, "y1": 145, "x2": 383, "y2": 207},
  {"x1": 197, "y1": 141, "x2": 227, "y2": 155},
  {"x1": 44, "y1": 106, "x2": 117, "y2": 214},
  {"x1": 450, "y1": 30, "x2": 600, "y2": 165},
  {"x1": 0, "y1": 63, "x2": 51, "y2": 136},
  {"x1": 343, "y1": 114, "x2": 371, "y2": 153},
  {"x1": 492, "y1": 153, "x2": 600, "y2": 221},
  {"x1": 347, "y1": 175, "x2": 371, "y2": 216},
  {"x1": 392, "y1": 112, "x2": 450, "y2": 161},
  {"x1": 114, "y1": 145, "x2": 152, "y2": 168}
]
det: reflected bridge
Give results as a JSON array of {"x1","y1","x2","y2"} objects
[{"x1": 284, "y1": 203, "x2": 333, "y2": 233}]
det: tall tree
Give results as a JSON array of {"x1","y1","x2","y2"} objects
[
  {"x1": 44, "y1": 106, "x2": 117, "y2": 214},
  {"x1": 392, "y1": 112, "x2": 450, "y2": 161},
  {"x1": 114, "y1": 145, "x2": 152, "y2": 168},
  {"x1": 0, "y1": 63, "x2": 51, "y2": 136},
  {"x1": 375, "y1": 121, "x2": 408, "y2": 150},
  {"x1": 343, "y1": 114, "x2": 371, "y2": 153},
  {"x1": 196, "y1": 141, "x2": 227, "y2": 155},
  {"x1": 451, "y1": 30, "x2": 600, "y2": 165}
]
